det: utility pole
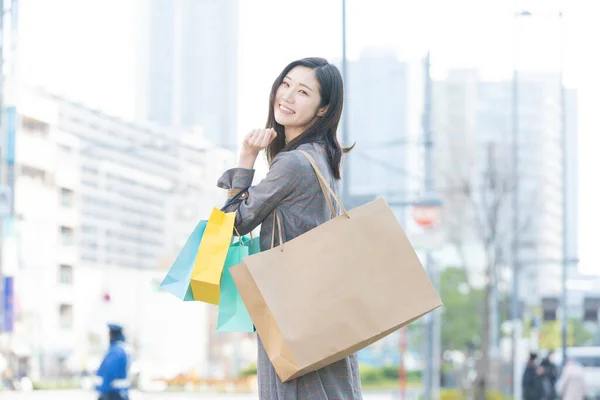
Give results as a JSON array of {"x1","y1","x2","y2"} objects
[
  {"x1": 0, "y1": 0, "x2": 6, "y2": 335},
  {"x1": 511, "y1": 9, "x2": 568, "y2": 395},
  {"x1": 340, "y1": 0, "x2": 349, "y2": 204},
  {"x1": 558, "y1": 10, "x2": 568, "y2": 370},
  {"x1": 422, "y1": 50, "x2": 440, "y2": 400},
  {"x1": 0, "y1": 0, "x2": 20, "y2": 337},
  {"x1": 510, "y1": 10, "x2": 521, "y2": 399}
]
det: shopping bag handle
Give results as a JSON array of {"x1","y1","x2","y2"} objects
[
  {"x1": 270, "y1": 210, "x2": 285, "y2": 252},
  {"x1": 298, "y1": 150, "x2": 350, "y2": 218},
  {"x1": 233, "y1": 227, "x2": 243, "y2": 244},
  {"x1": 270, "y1": 151, "x2": 349, "y2": 252},
  {"x1": 220, "y1": 186, "x2": 251, "y2": 212},
  {"x1": 232, "y1": 228, "x2": 256, "y2": 248}
]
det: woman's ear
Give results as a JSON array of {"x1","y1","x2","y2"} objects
[{"x1": 317, "y1": 106, "x2": 328, "y2": 117}]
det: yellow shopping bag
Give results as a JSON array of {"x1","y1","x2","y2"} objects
[{"x1": 190, "y1": 207, "x2": 236, "y2": 304}]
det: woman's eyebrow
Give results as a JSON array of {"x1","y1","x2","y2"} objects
[{"x1": 284, "y1": 75, "x2": 314, "y2": 92}]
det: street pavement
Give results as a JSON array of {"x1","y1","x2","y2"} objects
[{"x1": 1, "y1": 389, "x2": 421, "y2": 399}]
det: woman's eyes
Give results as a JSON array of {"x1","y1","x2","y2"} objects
[{"x1": 281, "y1": 82, "x2": 308, "y2": 96}]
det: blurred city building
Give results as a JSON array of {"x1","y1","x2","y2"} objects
[
  {"x1": 2, "y1": 88, "x2": 236, "y2": 381},
  {"x1": 134, "y1": 0, "x2": 239, "y2": 150},
  {"x1": 345, "y1": 50, "x2": 409, "y2": 211},
  {"x1": 432, "y1": 70, "x2": 579, "y2": 305}
]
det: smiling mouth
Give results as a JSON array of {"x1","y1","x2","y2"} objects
[{"x1": 278, "y1": 104, "x2": 295, "y2": 114}]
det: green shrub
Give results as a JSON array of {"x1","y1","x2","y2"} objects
[
  {"x1": 32, "y1": 380, "x2": 81, "y2": 390},
  {"x1": 359, "y1": 365, "x2": 382, "y2": 385},
  {"x1": 381, "y1": 365, "x2": 399, "y2": 380},
  {"x1": 420, "y1": 389, "x2": 508, "y2": 400},
  {"x1": 486, "y1": 391, "x2": 507, "y2": 400},
  {"x1": 440, "y1": 389, "x2": 466, "y2": 400},
  {"x1": 238, "y1": 363, "x2": 257, "y2": 377},
  {"x1": 406, "y1": 370, "x2": 422, "y2": 382}
]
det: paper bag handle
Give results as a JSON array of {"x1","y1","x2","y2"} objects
[
  {"x1": 298, "y1": 150, "x2": 350, "y2": 219},
  {"x1": 269, "y1": 151, "x2": 349, "y2": 252},
  {"x1": 270, "y1": 210, "x2": 284, "y2": 252}
]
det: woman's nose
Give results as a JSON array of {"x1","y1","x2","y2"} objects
[{"x1": 281, "y1": 90, "x2": 294, "y2": 103}]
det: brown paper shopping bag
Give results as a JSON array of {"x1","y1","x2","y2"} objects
[{"x1": 230, "y1": 150, "x2": 443, "y2": 382}]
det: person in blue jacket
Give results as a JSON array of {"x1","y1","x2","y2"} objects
[{"x1": 95, "y1": 324, "x2": 131, "y2": 400}]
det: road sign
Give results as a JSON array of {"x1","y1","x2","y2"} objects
[
  {"x1": 412, "y1": 205, "x2": 441, "y2": 228},
  {"x1": 411, "y1": 196, "x2": 442, "y2": 229},
  {"x1": 5, "y1": 106, "x2": 17, "y2": 165},
  {"x1": 410, "y1": 197, "x2": 444, "y2": 251},
  {"x1": 2, "y1": 276, "x2": 14, "y2": 333},
  {"x1": 408, "y1": 229, "x2": 446, "y2": 252}
]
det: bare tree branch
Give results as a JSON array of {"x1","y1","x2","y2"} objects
[{"x1": 438, "y1": 138, "x2": 541, "y2": 396}]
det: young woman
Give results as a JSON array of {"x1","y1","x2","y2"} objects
[{"x1": 218, "y1": 57, "x2": 362, "y2": 399}]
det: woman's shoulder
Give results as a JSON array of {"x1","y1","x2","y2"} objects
[
  {"x1": 272, "y1": 143, "x2": 324, "y2": 171},
  {"x1": 295, "y1": 143, "x2": 328, "y2": 164}
]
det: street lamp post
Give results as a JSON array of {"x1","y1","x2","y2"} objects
[
  {"x1": 390, "y1": 51, "x2": 441, "y2": 400},
  {"x1": 339, "y1": 4, "x2": 440, "y2": 394},
  {"x1": 511, "y1": 9, "x2": 568, "y2": 397},
  {"x1": 557, "y1": 11, "x2": 569, "y2": 373},
  {"x1": 510, "y1": 9, "x2": 523, "y2": 400},
  {"x1": 388, "y1": 195, "x2": 442, "y2": 400},
  {"x1": 340, "y1": 0, "x2": 349, "y2": 204}
]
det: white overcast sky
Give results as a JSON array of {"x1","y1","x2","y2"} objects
[{"x1": 14, "y1": 0, "x2": 600, "y2": 276}]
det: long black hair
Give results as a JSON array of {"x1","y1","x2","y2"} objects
[{"x1": 265, "y1": 57, "x2": 353, "y2": 180}]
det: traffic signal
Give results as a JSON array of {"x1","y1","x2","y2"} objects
[
  {"x1": 583, "y1": 297, "x2": 600, "y2": 322},
  {"x1": 542, "y1": 297, "x2": 559, "y2": 322}
]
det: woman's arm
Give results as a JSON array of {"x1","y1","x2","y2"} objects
[{"x1": 217, "y1": 150, "x2": 303, "y2": 235}]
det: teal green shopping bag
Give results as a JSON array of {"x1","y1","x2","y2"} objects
[
  {"x1": 217, "y1": 235, "x2": 261, "y2": 332},
  {"x1": 160, "y1": 221, "x2": 207, "y2": 301}
]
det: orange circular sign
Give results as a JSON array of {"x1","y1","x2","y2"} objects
[{"x1": 412, "y1": 205, "x2": 440, "y2": 228}]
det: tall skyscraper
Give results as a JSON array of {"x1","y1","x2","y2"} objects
[
  {"x1": 345, "y1": 51, "x2": 409, "y2": 208},
  {"x1": 344, "y1": 51, "x2": 411, "y2": 367},
  {"x1": 135, "y1": 0, "x2": 238, "y2": 149}
]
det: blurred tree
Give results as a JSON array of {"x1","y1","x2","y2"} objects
[
  {"x1": 440, "y1": 267, "x2": 484, "y2": 352},
  {"x1": 572, "y1": 320, "x2": 595, "y2": 346},
  {"x1": 538, "y1": 319, "x2": 594, "y2": 349},
  {"x1": 441, "y1": 142, "x2": 536, "y2": 400}
]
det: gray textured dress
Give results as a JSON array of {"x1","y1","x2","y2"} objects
[{"x1": 217, "y1": 142, "x2": 363, "y2": 399}]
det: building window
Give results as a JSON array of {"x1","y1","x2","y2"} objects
[
  {"x1": 58, "y1": 264, "x2": 73, "y2": 285},
  {"x1": 20, "y1": 165, "x2": 47, "y2": 182},
  {"x1": 60, "y1": 188, "x2": 74, "y2": 208},
  {"x1": 59, "y1": 304, "x2": 73, "y2": 329},
  {"x1": 60, "y1": 226, "x2": 74, "y2": 246},
  {"x1": 21, "y1": 116, "x2": 50, "y2": 137},
  {"x1": 58, "y1": 144, "x2": 73, "y2": 158},
  {"x1": 58, "y1": 144, "x2": 72, "y2": 153}
]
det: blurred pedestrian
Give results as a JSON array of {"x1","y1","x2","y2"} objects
[
  {"x1": 540, "y1": 349, "x2": 558, "y2": 399},
  {"x1": 1, "y1": 367, "x2": 16, "y2": 390},
  {"x1": 523, "y1": 352, "x2": 544, "y2": 400},
  {"x1": 557, "y1": 358, "x2": 587, "y2": 400},
  {"x1": 95, "y1": 324, "x2": 131, "y2": 400}
]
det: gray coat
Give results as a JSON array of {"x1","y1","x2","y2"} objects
[{"x1": 218, "y1": 142, "x2": 363, "y2": 399}]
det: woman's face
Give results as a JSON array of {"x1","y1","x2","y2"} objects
[{"x1": 273, "y1": 66, "x2": 325, "y2": 132}]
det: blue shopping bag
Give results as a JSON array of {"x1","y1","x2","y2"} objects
[
  {"x1": 217, "y1": 235, "x2": 261, "y2": 332},
  {"x1": 160, "y1": 221, "x2": 207, "y2": 301}
]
